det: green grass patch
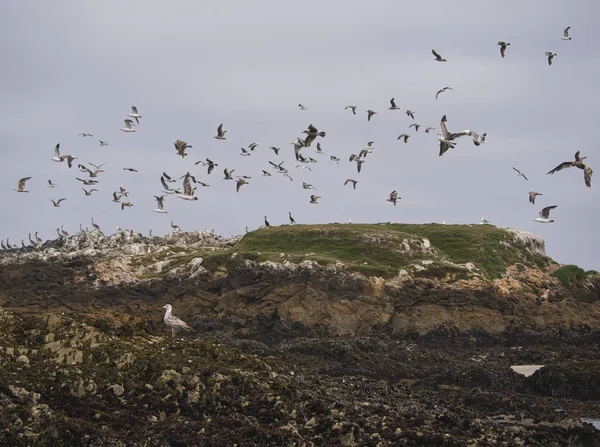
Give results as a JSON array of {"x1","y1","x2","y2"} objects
[{"x1": 551, "y1": 265, "x2": 593, "y2": 287}]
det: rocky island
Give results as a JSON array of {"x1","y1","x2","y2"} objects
[{"x1": 1, "y1": 223, "x2": 600, "y2": 446}]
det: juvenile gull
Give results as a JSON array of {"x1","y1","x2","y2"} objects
[
  {"x1": 432, "y1": 49, "x2": 447, "y2": 62},
  {"x1": 546, "y1": 150, "x2": 593, "y2": 188},
  {"x1": 162, "y1": 304, "x2": 192, "y2": 338},
  {"x1": 529, "y1": 191, "x2": 543, "y2": 204},
  {"x1": 497, "y1": 41, "x2": 510, "y2": 58},
  {"x1": 545, "y1": 52, "x2": 557, "y2": 66}
]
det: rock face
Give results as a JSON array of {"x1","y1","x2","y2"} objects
[{"x1": 1, "y1": 224, "x2": 600, "y2": 445}]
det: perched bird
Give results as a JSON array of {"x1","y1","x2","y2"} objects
[
  {"x1": 50, "y1": 198, "x2": 66, "y2": 207},
  {"x1": 15, "y1": 177, "x2": 31, "y2": 193},
  {"x1": 397, "y1": 133, "x2": 410, "y2": 143},
  {"x1": 309, "y1": 195, "x2": 321, "y2": 204},
  {"x1": 389, "y1": 98, "x2": 400, "y2": 110},
  {"x1": 546, "y1": 151, "x2": 593, "y2": 187},
  {"x1": 162, "y1": 304, "x2": 192, "y2": 338},
  {"x1": 47, "y1": 180, "x2": 57, "y2": 188},
  {"x1": 288, "y1": 212, "x2": 296, "y2": 224},
  {"x1": 534, "y1": 205, "x2": 557, "y2": 223},
  {"x1": 344, "y1": 179, "x2": 358, "y2": 190},
  {"x1": 127, "y1": 106, "x2": 142, "y2": 123},
  {"x1": 513, "y1": 167, "x2": 528, "y2": 181},
  {"x1": 546, "y1": 52, "x2": 557, "y2": 65},
  {"x1": 153, "y1": 196, "x2": 167, "y2": 214},
  {"x1": 432, "y1": 49, "x2": 447, "y2": 62},
  {"x1": 236, "y1": 178, "x2": 249, "y2": 192},
  {"x1": 366, "y1": 110, "x2": 377, "y2": 121},
  {"x1": 529, "y1": 191, "x2": 543, "y2": 204},
  {"x1": 264, "y1": 216, "x2": 270, "y2": 227},
  {"x1": 497, "y1": 41, "x2": 510, "y2": 58},
  {"x1": 214, "y1": 123, "x2": 227, "y2": 140},
  {"x1": 298, "y1": 104, "x2": 308, "y2": 110},
  {"x1": 406, "y1": 110, "x2": 415, "y2": 119},
  {"x1": 435, "y1": 87, "x2": 453, "y2": 100},
  {"x1": 409, "y1": 123, "x2": 420, "y2": 132},
  {"x1": 170, "y1": 221, "x2": 181, "y2": 232},
  {"x1": 120, "y1": 119, "x2": 136, "y2": 132},
  {"x1": 562, "y1": 26, "x2": 571, "y2": 40},
  {"x1": 344, "y1": 105, "x2": 357, "y2": 115}
]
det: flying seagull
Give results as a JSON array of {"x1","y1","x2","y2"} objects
[
  {"x1": 397, "y1": 133, "x2": 410, "y2": 143},
  {"x1": 406, "y1": 110, "x2": 415, "y2": 119},
  {"x1": 50, "y1": 198, "x2": 66, "y2": 207},
  {"x1": 309, "y1": 195, "x2": 321, "y2": 204},
  {"x1": 513, "y1": 167, "x2": 528, "y2": 181},
  {"x1": 162, "y1": 304, "x2": 192, "y2": 337},
  {"x1": 497, "y1": 41, "x2": 510, "y2": 58},
  {"x1": 127, "y1": 106, "x2": 142, "y2": 123},
  {"x1": 82, "y1": 188, "x2": 98, "y2": 196},
  {"x1": 545, "y1": 52, "x2": 557, "y2": 65},
  {"x1": 47, "y1": 180, "x2": 57, "y2": 188},
  {"x1": 330, "y1": 156, "x2": 340, "y2": 164},
  {"x1": 205, "y1": 159, "x2": 218, "y2": 175},
  {"x1": 153, "y1": 195, "x2": 167, "y2": 214},
  {"x1": 223, "y1": 168, "x2": 235, "y2": 180},
  {"x1": 367, "y1": 110, "x2": 377, "y2": 121},
  {"x1": 432, "y1": 49, "x2": 447, "y2": 62},
  {"x1": 562, "y1": 26, "x2": 571, "y2": 40},
  {"x1": 389, "y1": 98, "x2": 400, "y2": 110},
  {"x1": 78, "y1": 133, "x2": 93, "y2": 137},
  {"x1": 298, "y1": 104, "x2": 308, "y2": 110},
  {"x1": 51, "y1": 143, "x2": 62, "y2": 162},
  {"x1": 236, "y1": 178, "x2": 249, "y2": 192},
  {"x1": 303, "y1": 124, "x2": 326, "y2": 147},
  {"x1": 436, "y1": 87, "x2": 453, "y2": 100},
  {"x1": 123, "y1": 167, "x2": 138, "y2": 172},
  {"x1": 529, "y1": 191, "x2": 543, "y2": 204},
  {"x1": 547, "y1": 151, "x2": 593, "y2": 187},
  {"x1": 409, "y1": 123, "x2": 421, "y2": 132},
  {"x1": 269, "y1": 146, "x2": 280, "y2": 155},
  {"x1": 214, "y1": 123, "x2": 227, "y2": 140},
  {"x1": 425, "y1": 127, "x2": 435, "y2": 133},
  {"x1": 344, "y1": 179, "x2": 358, "y2": 190},
  {"x1": 120, "y1": 119, "x2": 136, "y2": 132},
  {"x1": 15, "y1": 177, "x2": 31, "y2": 193},
  {"x1": 121, "y1": 202, "x2": 133, "y2": 210},
  {"x1": 344, "y1": 105, "x2": 357, "y2": 115},
  {"x1": 349, "y1": 154, "x2": 365, "y2": 173},
  {"x1": 99, "y1": 140, "x2": 109, "y2": 146},
  {"x1": 239, "y1": 147, "x2": 251, "y2": 156},
  {"x1": 178, "y1": 173, "x2": 199, "y2": 201},
  {"x1": 534, "y1": 205, "x2": 557, "y2": 224},
  {"x1": 174, "y1": 140, "x2": 192, "y2": 158}
]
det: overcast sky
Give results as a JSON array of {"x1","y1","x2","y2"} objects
[{"x1": 1, "y1": 1, "x2": 598, "y2": 270}]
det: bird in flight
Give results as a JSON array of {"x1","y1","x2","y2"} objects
[
  {"x1": 562, "y1": 26, "x2": 571, "y2": 40},
  {"x1": 214, "y1": 123, "x2": 227, "y2": 140},
  {"x1": 528, "y1": 191, "x2": 543, "y2": 205},
  {"x1": 127, "y1": 106, "x2": 142, "y2": 124},
  {"x1": 389, "y1": 98, "x2": 400, "y2": 110},
  {"x1": 432, "y1": 49, "x2": 447, "y2": 62},
  {"x1": 367, "y1": 110, "x2": 377, "y2": 121},
  {"x1": 546, "y1": 151, "x2": 593, "y2": 188},
  {"x1": 533, "y1": 205, "x2": 557, "y2": 224},
  {"x1": 344, "y1": 105, "x2": 357, "y2": 115},
  {"x1": 435, "y1": 87, "x2": 453, "y2": 100},
  {"x1": 545, "y1": 52, "x2": 557, "y2": 65},
  {"x1": 513, "y1": 167, "x2": 528, "y2": 181},
  {"x1": 50, "y1": 198, "x2": 66, "y2": 207},
  {"x1": 497, "y1": 41, "x2": 510, "y2": 58}
]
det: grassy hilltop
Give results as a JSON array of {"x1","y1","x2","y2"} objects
[{"x1": 152, "y1": 223, "x2": 553, "y2": 279}]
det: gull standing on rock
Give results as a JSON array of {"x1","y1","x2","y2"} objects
[{"x1": 162, "y1": 304, "x2": 192, "y2": 338}]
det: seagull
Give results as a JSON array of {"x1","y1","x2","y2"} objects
[
  {"x1": 296, "y1": 165, "x2": 312, "y2": 171},
  {"x1": 239, "y1": 147, "x2": 251, "y2": 156},
  {"x1": 98, "y1": 140, "x2": 109, "y2": 146},
  {"x1": 302, "y1": 182, "x2": 316, "y2": 191},
  {"x1": 223, "y1": 168, "x2": 235, "y2": 180},
  {"x1": 497, "y1": 41, "x2": 511, "y2": 58},
  {"x1": 387, "y1": 190, "x2": 400, "y2": 206},
  {"x1": 248, "y1": 142, "x2": 258, "y2": 151},
  {"x1": 425, "y1": 127, "x2": 435, "y2": 133},
  {"x1": 78, "y1": 133, "x2": 93, "y2": 137},
  {"x1": 264, "y1": 216, "x2": 270, "y2": 227},
  {"x1": 47, "y1": 180, "x2": 57, "y2": 188},
  {"x1": 288, "y1": 212, "x2": 296, "y2": 224},
  {"x1": 409, "y1": 124, "x2": 421, "y2": 132},
  {"x1": 76, "y1": 177, "x2": 98, "y2": 186},
  {"x1": 397, "y1": 133, "x2": 410, "y2": 143},
  {"x1": 291, "y1": 138, "x2": 305, "y2": 160},
  {"x1": 513, "y1": 167, "x2": 528, "y2": 181},
  {"x1": 15, "y1": 177, "x2": 31, "y2": 193},
  {"x1": 529, "y1": 191, "x2": 543, "y2": 204},
  {"x1": 214, "y1": 123, "x2": 227, "y2": 140},
  {"x1": 562, "y1": 26, "x2": 571, "y2": 40},
  {"x1": 50, "y1": 198, "x2": 66, "y2": 207},
  {"x1": 112, "y1": 192, "x2": 123, "y2": 203},
  {"x1": 534, "y1": 205, "x2": 557, "y2": 224},
  {"x1": 546, "y1": 151, "x2": 593, "y2": 187},
  {"x1": 127, "y1": 106, "x2": 142, "y2": 123},
  {"x1": 120, "y1": 119, "x2": 136, "y2": 132},
  {"x1": 344, "y1": 179, "x2": 358, "y2": 189},
  {"x1": 89, "y1": 162, "x2": 106, "y2": 170},
  {"x1": 269, "y1": 146, "x2": 280, "y2": 155},
  {"x1": 546, "y1": 52, "x2": 557, "y2": 65},
  {"x1": 174, "y1": 140, "x2": 192, "y2": 158},
  {"x1": 236, "y1": 178, "x2": 249, "y2": 192},
  {"x1": 389, "y1": 98, "x2": 400, "y2": 110},
  {"x1": 123, "y1": 167, "x2": 138, "y2": 172},
  {"x1": 153, "y1": 195, "x2": 167, "y2": 214},
  {"x1": 315, "y1": 142, "x2": 324, "y2": 154},
  {"x1": 349, "y1": 154, "x2": 365, "y2": 173},
  {"x1": 82, "y1": 188, "x2": 98, "y2": 196},
  {"x1": 344, "y1": 105, "x2": 357, "y2": 115},
  {"x1": 358, "y1": 148, "x2": 372, "y2": 158},
  {"x1": 61, "y1": 155, "x2": 77, "y2": 168},
  {"x1": 178, "y1": 173, "x2": 199, "y2": 200},
  {"x1": 432, "y1": 49, "x2": 447, "y2": 62},
  {"x1": 406, "y1": 110, "x2": 415, "y2": 119},
  {"x1": 470, "y1": 131, "x2": 487, "y2": 146},
  {"x1": 435, "y1": 87, "x2": 453, "y2": 100},
  {"x1": 205, "y1": 159, "x2": 218, "y2": 175},
  {"x1": 437, "y1": 115, "x2": 469, "y2": 156},
  {"x1": 262, "y1": 170, "x2": 272, "y2": 176},
  {"x1": 170, "y1": 221, "x2": 181, "y2": 232},
  {"x1": 51, "y1": 143, "x2": 62, "y2": 162},
  {"x1": 330, "y1": 156, "x2": 340, "y2": 164},
  {"x1": 303, "y1": 124, "x2": 326, "y2": 147},
  {"x1": 309, "y1": 195, "x2": 321, "y2": 204},
  {"x1": 479, "y1": 217, "x2": 489, "y2": 225},
  {"x1": 367, "y1": 110, "x2": 377, "y2": 121},
  {"x1": 162, "y1": 304, "x2": 192, "y2": 338},
  {"x1": 298, "y1": 104, "x2": 308, "y2": 110}
]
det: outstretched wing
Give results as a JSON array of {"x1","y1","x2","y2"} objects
[
  {"x1": 584, "y1": 166, "x2": 593, "y2": 188},
  {"x1": 432, "y1": 49, "x2": 442, "y2": 59},
  {"x1": 546, "y1": 161, "x2": 574, "y2": 175}
]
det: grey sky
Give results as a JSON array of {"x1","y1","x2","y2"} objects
[{"x1": 1, "y1": 1, "x2": 598, "y2": 269}]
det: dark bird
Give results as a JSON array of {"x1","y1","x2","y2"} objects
[
  {"x1": 214, "y1": 123, "x2": 227, "y2": 140},
  {"x1": 409, "y1": 123, "x2": 420, "y2": 132},
  {"x1": 288, "y1": 212, "x2": 296, "y2": 224},
  {"x1": 389, "y1": 98, "x2": 400, "y2": 110},
  {"x1": 435, "y1": 86, "x2": 453, "y2": 100},
  {"x1": 344, "y1": 179, "x2": 358, "y2": 189},
  {"x1": 345, "y1": 105, "x2": 357, "y2": 115},
  {"x1": 529, "y1": 191, "x2": 543, "y2": 204},
  {"x1": 367, "y1": 110, "x2": 377, "y2": 121},
  {"x1": 497, "y1": 41, "x2": 511, "y2": 58},
  {"x1": 264, "y1": 216, "x2": 270, "y2": 227},
  {"x1": 397, "y1": 133, "x2": 410, "y2": 143},
  {"x1": 432, "y1": 49, "x2": 447, "y2": 62},
  {"x1": 547, "y1": 151, "x2": 593, "y2": 187},
  {"x1": 545, "y1": 52, "x2": 557, "y2": 65}
]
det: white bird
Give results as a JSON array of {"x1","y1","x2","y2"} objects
[
  {"x1": 153, "y1": 195, "x2": 168, "y2": 213},
  {"x1": 162, "y1": 304, "x2": 192, "y2": 337},
  {"x1": 127, "y1": 106, "x2": 142, "y2": 123},
  {"x1": 15, "y1": 177, "x2": 31, "y2": 193},
  {"x1": 51, "y1": 143, "x2": 62, "y2": 162},
  {"x1": 512, "y1": 167, "x2": 528, "y2": 181},
  {"x1": 562, "y1": 26, "x2": 571, "y2": 40},
  {"x1": 533, "y1": 205, "x2": 557, "y2": 224},
  {"x1": 479, "y1": 217, "x2": 489, "y2": 225},
  {"x1": 120, "y1": 119, "x2": 136, "y2": 132}
]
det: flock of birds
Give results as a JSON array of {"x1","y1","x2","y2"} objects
[{"x1": 1, "y1": 25, "x2": 592, "y2": 253}]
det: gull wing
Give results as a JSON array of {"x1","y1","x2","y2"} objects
[
  {"x1": 54, "y1": 144, "x2": 60, "y2": 158},
  {"x1": 547, "y1": 161, "x2": 574, "y2": 175},
  {"x1": 584, "y1": 166, "x2": 593, "y2": 188},
  {"x1": 540, "y1": 205, "x2": 557, "y2": 219},
  {"x1": 432, "y1": 49, "x2": 442, "y2": 59},
  {"x1": 131, "y1": 106, "x2": 138, "y2": 114},
  {"x1": 564, "y1": 26, "x2": 570, "y2": 38}
]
